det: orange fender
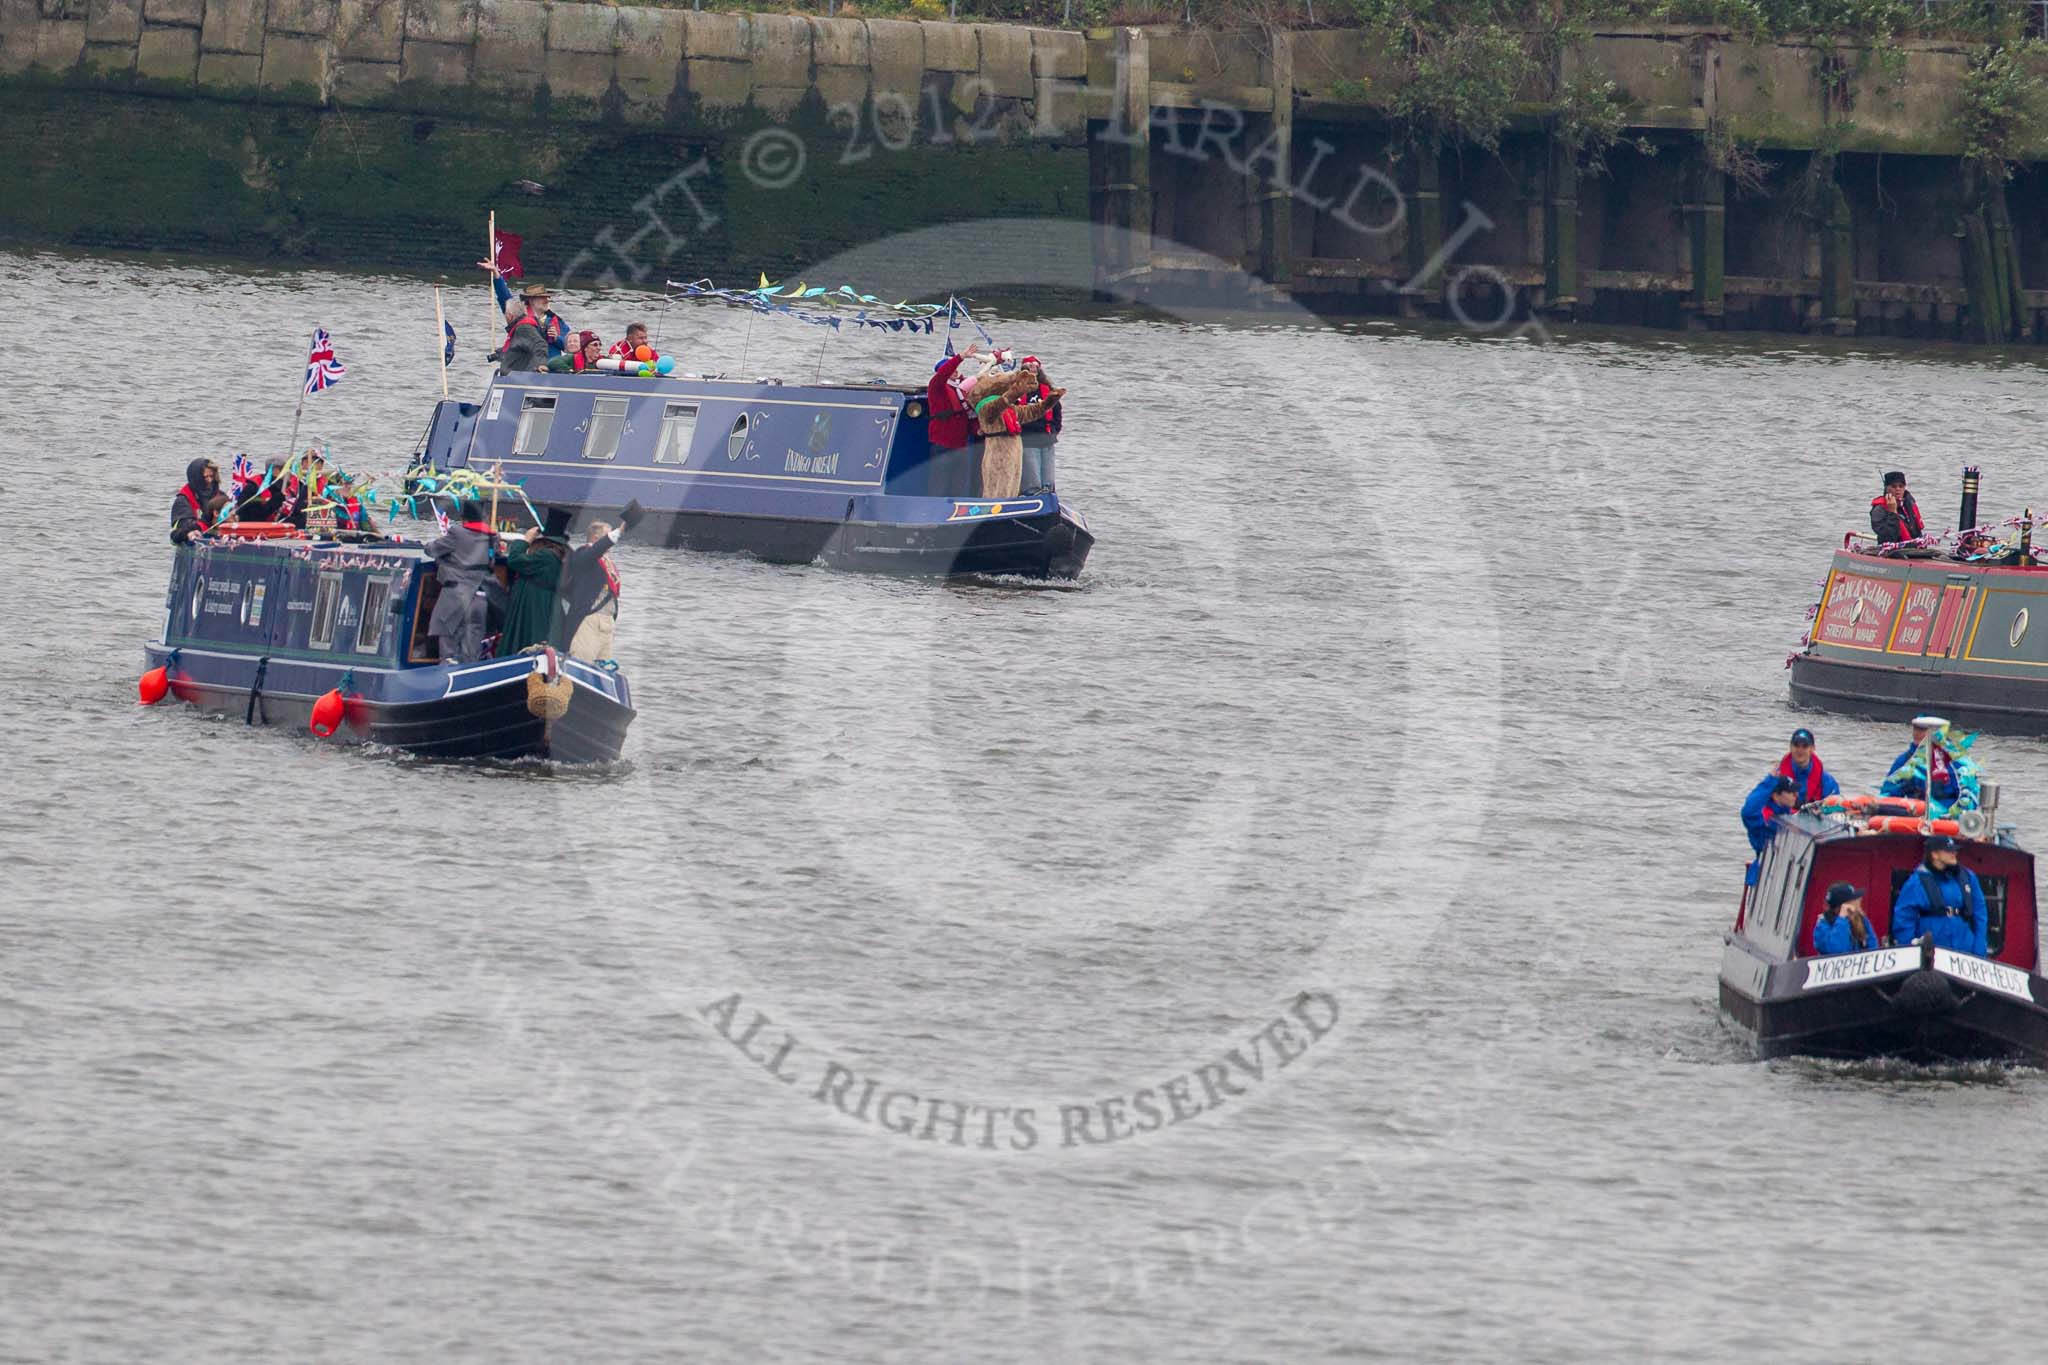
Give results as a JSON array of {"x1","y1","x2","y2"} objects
[{"x1": 1865, "y1": 815, "x2": 1961, "y2": 836}]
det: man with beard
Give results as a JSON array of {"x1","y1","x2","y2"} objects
[{"x1": 170, "y1": 458, "x2": 220, "y2": 544}]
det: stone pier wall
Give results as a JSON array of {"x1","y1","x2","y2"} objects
[{"x1": 5, "y1": 2, "x2": 2048, "y2": 340}]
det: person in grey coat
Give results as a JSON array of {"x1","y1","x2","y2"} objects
[
  {"x1": 491, "y1": 298, "x2": 548, "y2": 375},
  {"x1": 423, "y1": 500, "x2": 494, "y2": 662}
]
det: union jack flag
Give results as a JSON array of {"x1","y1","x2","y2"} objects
[
  {"x1": 230, "y1": 453, "x2": 257, "y2": 497},
  {"x1": 433, "y1": 502, "x2": 449, "y2": 534},
  {"x1": 304, "y1": 328, "x2": 346, "y2": 395}
]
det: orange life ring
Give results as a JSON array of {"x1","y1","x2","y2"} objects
[
  {"x1": 1823, "y1": 794, "x2": 1880, "y2": 812},
  {"x1": 217, "y1": 521, "x2": 302, "y2": 539},
  {"x1": 1865, "y1": 815, "x2": 1961, "y2": 836}
]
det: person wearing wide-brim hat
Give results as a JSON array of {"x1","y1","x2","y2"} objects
[
  {"x1": 495, "y1": 514, "x2": 572, "y2": 656},
  {"x1": 490, "y1": 272, "x2": 572, "y2": 359}
]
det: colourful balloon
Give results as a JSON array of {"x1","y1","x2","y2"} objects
[
  {"x1": 634, "y1": 345, "x2": 653, "y2": 363},
  {"x1": 655, "y1": 356, "x2": 675, "y2": 375},
  {"x1": 638, "y1": 365, "x2": 653, "y2": 378}
]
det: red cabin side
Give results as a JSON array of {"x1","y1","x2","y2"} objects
[{"x1": 1800, "y1": 835, "x2": 2037, "y2": 970}]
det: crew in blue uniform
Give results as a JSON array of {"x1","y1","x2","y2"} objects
[
  {"x1": 1778, "y1": 727, "x2": 1841, "y2": 804},
  {"x1": 1889, "y1": 835, "x2": 1990, "y2": 955},
  {"x1": 1884, "y1": 715, "x2": 1952, "y2": 802},
  {"x1": 1741, "y1": 774, "x2": 1802, "y2": 883},
  {"x1": 1812, "y1": 882, "x2": 1877, "y2": 956}
]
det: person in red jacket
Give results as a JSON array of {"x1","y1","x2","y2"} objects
[
  {"x1": 1870, "y1": 471, "x2": 1924, "y2": 544},
  {"x1": 609, "y1": 322, "x2": 652, "y2": 361},
  {"x1": 927, "y1": 341, "x2": 982, "y2": 452}
]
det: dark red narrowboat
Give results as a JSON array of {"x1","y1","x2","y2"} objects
[
  {"x1": 1720, "y1": 794, "x2": 2048, "y2": 1063},
  {"x1": 1788, "y1": 466, "x2": 2048, "y2": 735}
]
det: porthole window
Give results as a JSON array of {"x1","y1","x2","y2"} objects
[{"x1": 726, "y1": 413, "x2": 749, "y2": 462}]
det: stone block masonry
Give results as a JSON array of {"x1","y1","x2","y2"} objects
[{"x1": 2, "y1": 4, "x2": 2046, "y2": 342}]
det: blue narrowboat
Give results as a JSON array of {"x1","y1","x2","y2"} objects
[
  {"x1": 142, "y1": 533, "x2": 634, "y2": 763},
  {"x1": 413, "y1": 372, "x2": 1094, "y2": 579}
]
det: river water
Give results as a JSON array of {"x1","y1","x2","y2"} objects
[{"x1": 6, "y1": 245, "x2": 2048, "y2": 1362}]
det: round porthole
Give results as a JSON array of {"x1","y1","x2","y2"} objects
[
  {"x1": 2011, "y1": 607, "x2": 2030, "y2": 649},
  {"x1": 1848, "y1": 599, "x2": 1865, "y2": 624},
  {"x1": 726, "y1": 413, "x2": 749, "y2": 462}
]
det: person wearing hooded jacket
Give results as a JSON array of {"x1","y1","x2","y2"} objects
[
  {"x1": 491, "y1": 299, "x2": 548, "y2": 376},
  {"x1": 170, "y1": 458, "x2": 220, "y2": 545},
  {"x1": 423, "y1": 499, "x2": 493, "y2": 663},
  {"x1": 1890, "y1": 835, "x2": 1989, "y2": 954}
]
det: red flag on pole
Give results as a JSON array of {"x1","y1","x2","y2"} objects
[{"x1": 492, "y1": 229, "x2": 524, "y2": 279}]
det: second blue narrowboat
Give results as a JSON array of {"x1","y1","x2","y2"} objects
[{"x1": 412, "y1": 372, "x2": 1094, "y2": 579}]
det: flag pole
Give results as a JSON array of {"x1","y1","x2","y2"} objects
[
  {"x1": 488, "y1": 209, "x2": 499, "y2": 345},
  {"x1": 434, "y1": 286, "x2": 449, "y2": 398},
  {"x1": 286, "y1": 327, "x2": 313, "y2": 462}
]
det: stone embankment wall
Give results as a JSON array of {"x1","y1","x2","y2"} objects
[{"x1": 4, "y1": 1, "x2": 2048, "y2": 340}]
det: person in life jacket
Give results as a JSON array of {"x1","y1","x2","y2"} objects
[
  {"x1": 609, "y1": 322, "x2": 653, "y2": 362},
  {"x1": 1889, "y1": 835, "x2": 1989, "y2": 954},
  {"x1": 548, "y1": 331, "x2": 605, "y2": 373},
  {"x1": 1015, "y1": 356, "x2": 1065, "y2": 495},
  {"x1": 170, "y1": 458, "x2": 220, "y2": 545},
  {"x1": 493, "y1": 298, "x2": 548, "y2": 376},
  {"x1": 1811, "y1": 882, "x2": 1878, "y2": 956},
  {"x1": 1740, "y1": 774, "x2": 1802, "y2": 884},
  {"x1": 489, "y1": 275, "x2": 571, "y2": 358},
  {"x1": 1869, "y1": 471, "x2": 1925, "y2": 545},
  {"x1": 1881, "y1": 716, "x2": 1980, "y2": 812},
  {"x1": 1777, "y1": 727, "x2": 1840, "y2": 803}
]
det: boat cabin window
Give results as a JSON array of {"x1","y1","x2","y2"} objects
[
  {"x1": 726, "y1": 413, "x2": 749, "y2": 461},
  {"x1": 654, "y1": 403, "x2": 698, "y2": 465},
  {"x1": 583, "y1": 397, "x2": 629, "y2": 461},
  {"x1": 514, "y1": 396, "x2": 557, "y2": 456},
  {"x1": 309, "y1": 575, "x2": 343, "y2": 649},
  {"x1": 1888, "y1": 867, "x2": 2008, "y2": 954},
  {"x1": 355, "y1": 577, "x2": 392, "y2": 653}
]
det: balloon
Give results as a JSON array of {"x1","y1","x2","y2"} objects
[
  {"x1": 638, "y1": 365, "x2": 653, "y2": 378},
  {"x1": 138, "y1": 666, "x2": 169, "y2": 705},
  {"x1": 655, "y1": 356, "x2": 675, "y2": 375},
  {"x1": 309, "y1": 688, "x2": 345, "y2": 737},
  {"x1": 634, "y1": 345, "x2": 653, "y2": 362}
]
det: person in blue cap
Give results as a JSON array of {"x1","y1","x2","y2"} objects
[
  {"x1": 1776, "y1": 727, "x2": 1840, "y2": 803},
  {"x1": 1740, "y1": 774, "x2": 1802, "y2": 884},
  {"x1": 1889, "y1": 835, "x2": 1989, "y2": 955},
  {"x1": 1811, "y1": 882, "x2": 1878, "y2": 955}
]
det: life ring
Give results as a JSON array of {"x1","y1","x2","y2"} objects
[
  {"x1": 217, "y1": 521, "x2": 301, "y2": 539},
  {"x1": 1821, "y1": 794, "x2": 1880, "y2": 812},
  {"x1": 1865, "y1": 815, "x2": 1961, "y2": 836},
  {"x1": 1872, "y1": 797, "x2": 1928, "y2": 818}
]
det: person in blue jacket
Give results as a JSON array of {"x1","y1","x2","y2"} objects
[
  {"x1": 1778, "y1": 727, "x2": 1840, "y2": 803},
  {"x1": 1741, "y1": 774, "x2": 1801, "y2": 883},
  {"x1": 492, "y1": 274, "x2": 572, "y2": 359},
  {"x1": 1811, "y1": 882, "x2": 1878, "y2": 955},
  {"x1": 1889, "y1": 835, "x2": 1990, "y2": 955}
]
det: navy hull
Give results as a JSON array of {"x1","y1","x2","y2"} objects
[
  {"x1": 612, "y1": 500, "x2": 1093, "y2": 578},
  {"x1": 144, "y1": 645, "x2": 634, "y2": 764}
]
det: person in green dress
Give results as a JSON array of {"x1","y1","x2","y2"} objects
[{"x1": 496, "y1": 524, "x2": 569, "y2": 656}]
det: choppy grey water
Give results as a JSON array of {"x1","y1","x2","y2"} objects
[{"x1": 5, "y1": 246, "x2": 2048, "y2": 1362}]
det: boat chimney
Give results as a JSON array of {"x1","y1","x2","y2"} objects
[
  {"x1": 2023, "y1": 508, "x2": 2035, "y2": 568},
  {"x1": 1980, "y1": 779, "x2": 2000, "y2": 821},
  {"x1": 1960, "y1": 464, "x2": 1981, "y2": 533}
]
